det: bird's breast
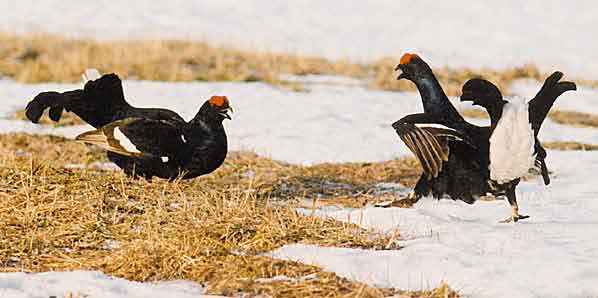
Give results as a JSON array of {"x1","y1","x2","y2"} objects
[{"x1": 489, "y1": 98, "x2": 535, "y2": 184}]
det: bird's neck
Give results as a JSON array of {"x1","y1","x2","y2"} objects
[
  {"x1": 484, "y1": 100, "x2": 506, "y2": 129},
  {"x1": 412, "y1": 72, "x2": 463, "y2": 122}
]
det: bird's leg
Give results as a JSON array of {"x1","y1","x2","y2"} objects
[{"x1": 499, "y1": 184, "x2": 529, "y2": 223}]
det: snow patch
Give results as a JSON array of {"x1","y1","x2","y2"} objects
[
  {"x1": 270, "y1": 150, "x2": 598, "y2": 298},
  {"x1": 0, "y1": 271, "x2": 215, "y2": 298}
]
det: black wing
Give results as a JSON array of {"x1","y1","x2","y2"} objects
[
  {"x1": 534, "y1": 141, "x2": 550, "y2": 185},
  {"x1": 393, "y1": 119, "x2": 476, "y2": 179},
  {"x1": 528, "y1": 71, "x2": 576, "y2": 185},
  {"x1": 528, "y1": 71, "x2": 577, "y2": 136},
  {"x1": 76, "y1": 117, "x2": 187, "y2": 159}
]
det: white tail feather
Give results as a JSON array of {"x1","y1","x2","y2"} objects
[
  {"x1": 489, "y1": 97, "x2": 535, "y2": 183},
  {"x1": 81, "y1": 68, "x2": 101, "y2": 85}
]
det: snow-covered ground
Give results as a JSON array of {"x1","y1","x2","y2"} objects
[
  {"x1": 270, "y1": 150, "x2": 598, "y2": 298},
  {"x1": 0, "y1": 271, "x2": 219, "y2": 298},
  {"x1": 0, "y1": 77, "x2": 592, "y2": 164},
  {"x1": 2, "y1": 1, "x2": 598, "y2": 78}
]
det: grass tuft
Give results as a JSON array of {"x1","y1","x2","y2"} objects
[
  {"x1": 543, "y1": 141, "x2": 598, "y2": 151},
  {"x1": 548, "y1": 110, "x2": 598, "y2": 128}
]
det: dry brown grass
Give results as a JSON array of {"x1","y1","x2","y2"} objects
[
  {"x1": 461, "y1": 108, "x2": 598, "y2": 129},
  {"x1": 459, "y1": 108, "x2": 489, "y2": 119},
  {"x1": 0, "y1": 133, "x2": 458, "y2": 297},
  {"x1": 548, "y1": 110, "x2": 598, "y2": 128},
  {"x1": 1, "y1": 32, "x2": 587, "y2": 96},
  {"x1": 0, "y1": 32, "x2": 365, "y2": 91},
  {"x1": 543, "y1": 141, "x2": 598, "y2": 151}
]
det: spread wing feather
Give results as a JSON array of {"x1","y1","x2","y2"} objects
[
  {"x1": 394, "y1": 123, "x2": 476, "y2": 179},
  {"x1": 76, "y1": 118, "x2": 186, "y2": 159}
]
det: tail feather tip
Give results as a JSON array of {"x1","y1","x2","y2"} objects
[{"x1": 81, "y1": 68, "x2": 102, "y2": 84}]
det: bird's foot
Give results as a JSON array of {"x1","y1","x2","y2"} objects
[
  {"x1": 374, "y1": 191, "x2": 419, "y2": 208},
  {"x1": 499, "y1": 214, "x2": 530, "y2": 223}
]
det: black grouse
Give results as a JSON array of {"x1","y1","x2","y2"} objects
[
  {"x1": 460, "y1": 73, "x2": 575, "y2": 221},
  {"x1": 25, "y1": 70, "x2": 232, "y2": 179},
  {"x1": 388, "y1": 53, "x2": 575, "y2": 222}
]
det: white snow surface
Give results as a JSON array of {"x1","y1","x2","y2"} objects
[
  {"x1": 0, "y1": 270, "x2": 218, "y2": 298},
  {"x1": 269, "y1": 151, "x2": 598, "y2": 298},
  {"x1": 0, "y1": 77, "x2": 592, "y2": 165},
  {"x1": 1, "y1": 1, "x2": 597, "y2": 78}
]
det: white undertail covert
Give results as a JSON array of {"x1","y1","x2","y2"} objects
[
  {"x1": 489, "y1": 97, "x2": 535, "y2": 183},
  {"x1": 81, "y1": 68, "x2": 101, "y2": 85}
]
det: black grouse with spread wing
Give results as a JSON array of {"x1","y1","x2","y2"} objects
[
  {"x1": 388, "y1": 53, "x2": 575, "y2": 222},
  {"x1": 25, "y1": 70, "x2": 232, "y2": 179}
]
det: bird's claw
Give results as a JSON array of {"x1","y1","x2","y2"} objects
[{"x1": 499, "y1": 214, "x2": 530, "y2": 223}]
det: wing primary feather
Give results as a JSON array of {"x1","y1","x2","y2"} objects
[
  {"x1": 402, "y1": 130, "x2": 432, "y2": 176},
  {"x1": 414, "y1": 128, "x2": 440, "y2": 177},
  {"x1": 394, "y1": 122, "x2": 466, "y2": 178},
  {"x1": 421, "y1": 128, "x2": 444, "y2": 162}
]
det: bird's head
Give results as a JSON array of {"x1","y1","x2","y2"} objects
[
  {"x1": 460, "y1": 78, "x2": 505, "y2": 108},
  {"x1": 395, "y1": 53, "x2": 431, "y2": 82},
  {"x1": 208, "y1": 95, "x2": 233, "y2": 121}
]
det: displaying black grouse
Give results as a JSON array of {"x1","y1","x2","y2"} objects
[
  {"x1": 388, "y1": 53, "x2": 575, "y2": 222},
  {"x1": 460, "y1": 73, "x2": 575, "y2": 221},
  {"x1": 25, "y1": 70, "x2": 232, "y2": 179}
]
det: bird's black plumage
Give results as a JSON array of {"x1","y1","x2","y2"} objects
[
  {"x1": 392, "y1": 53, "x2": 490, "y2": 204},
  {"x1": 25, "y1": 71, "x2": 232, "y2": 179},
  {"x1": 389, "y1": 53, "x2": 576, "y2": 222},
  {"x1": 461, "y1": 72, "x2": 576, "y2": 186}
]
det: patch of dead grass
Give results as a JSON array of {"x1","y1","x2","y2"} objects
[
  {"x1": 548, "y1": 110, "x2": 598, "y2": 128},
  {"x1": 0, "y1": 133, "x2": 458, "y2": 297},
  {"x1": 543, "y1": 141, "x2": 598, "y2": 151},
  {"x1": 2, "y1": 32, "x2": 591, "y2": 96},
  {"x1": 460, "y1": 108, "x2": 598, "y2": 131},
  {"x1": 0, "y1": 32, "x2": 363, "y2": 91},
  {"x1": 459, "y1": 108, "x2": 489, "y2": 119}
]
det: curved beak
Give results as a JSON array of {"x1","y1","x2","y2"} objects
[
  {"x1": 395, "y1": 64, "x2": 408, "y2": 80},
  {"x1": 219, "y1": 107, "x2": 233, "y2": 120}
]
